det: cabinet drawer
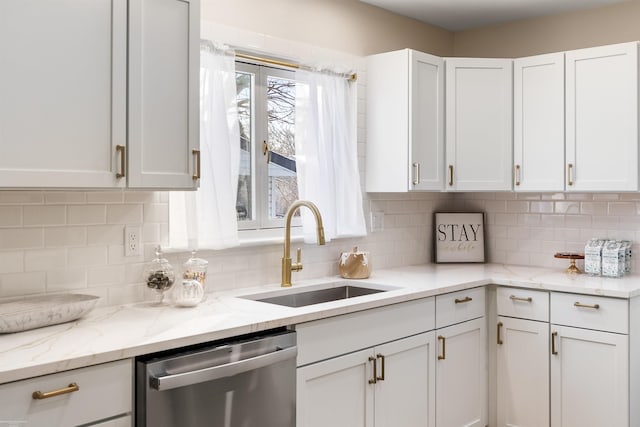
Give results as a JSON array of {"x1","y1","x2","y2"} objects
[
  {"x1": 551, "y1": 293, "x2": 628, "y2": 334},
  {"x1": 296, "y1": 297, "x2": 435, "y2": 366},
  {"x1": 0, "y1": 359, "x2": 132, "y2": 427},
  {"x1": 436, "y1": 287, "x2": 485, "y2": 329},
  {"x1": 497, "y1": 287, "x2": 549, "y2": 321}
]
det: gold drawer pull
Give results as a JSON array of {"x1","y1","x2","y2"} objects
[
  {"x1": 116, "y1": 145, "x2": 126, "y2": 178},
  {"x1": 514, "y1": 164, "x2": 521, "y2": 186},
  {"x1": 509, "y1": 295, "x2": 533, "y2": 303},
  {"x1": 32, "y1": 382, "x2": 79, "y2": 400},
  {"x1": 438, "y1": 335, "x2": 446, "y2": 360},
  {"x1": 413, "y1": 162, "x2": 420, "y2": 186},
  {"x1": 551, "y1": 331, "x2": 558, "y2": 355},
  {"x1": 376, "y1": 353, "x2": 385, "y2": 381},
  {"x1": 192, "y1": 149, "x2": 201, "y2": 180},
  {"x1": 454, "y1": 296, "x2": 472, "y2": 304},
  {"x1": 567, "y1": 163, "x2": 574, "y2": 186},
  {"x1": 448, "y1": 165, "x2": 454, "y2": 186},
  {"x1": 368, "y1": 356, "x2": 377, "y2": 384},
  {"x1": 497, "y1": 321, "x2": 503, "y2": 345},
  {"x1": 574, "y1": 302, "x2": 600, "y2": 309}
]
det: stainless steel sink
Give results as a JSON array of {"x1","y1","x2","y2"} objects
[{"x1": 241, "y1": 282, "x2": 395, "y2": 308}]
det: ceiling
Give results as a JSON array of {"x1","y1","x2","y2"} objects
[{"x1": 358, "y1": 0, "x2": 630, "y2": 31}]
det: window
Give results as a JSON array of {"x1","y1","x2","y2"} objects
[{"x1": 235, "y1": 62, "x2": 300, "y2": 231}]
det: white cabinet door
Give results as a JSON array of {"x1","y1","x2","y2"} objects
[
  {"x1": 497, "y1": 316, "x2": 549, "y2": 427},
  {"x1": 565, "y1": 42, "x2": 638, "y2": 191},
  {"x1": 366, "y1": 49, "x2": 444, "y2": 192},
  {"x1": 0, "y1": 0, "x2": 127, "y2": 188},
  {"x1": 445, "y1": 58, "x2": 513, "y2": 191},
  {"x1": 297, "y1": 348, "x2": 374, "y2": 427},
  {"x1": 374, "y1": 333, "x2": 436, "y2": 427},
  {"x1": 128, "y1": 0, "x2": 200, "y2": 189},
  {"x1": 550, "y1": 325, "x2": 628, "y2": 427},
  {"x1": 436, "y1": 317, "x2": 487, "y2": 427},
  {"x1": 513, "y1": 53, "x2": 565, "y2": 192}
]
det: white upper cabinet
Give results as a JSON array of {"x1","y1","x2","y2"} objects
[
  {"x1": 445, "y1": 58, "x2": 513, "y2": 191},
  {"x1": 128, "y1": 0, "x2": 200, "y2": 189},
  {"x1": 565, "y1": 42, "x2": 638, "y2": 192},
  {"x1": 366, "y1": 49, "x2": 445, "y2": 192},
  {"x1": 513, "y1": 52, "x2": 565, "y2": 192},
  {"x1": 0, "y1": 0, "x2": 199, "y2": 189},
  {"x1": 0, "y1": 0, "x2": 127, "y2": 188}
]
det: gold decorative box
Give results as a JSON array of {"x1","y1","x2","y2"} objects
[{"x1": 339, "y1": 246, "x2": 372, "y2": 279}]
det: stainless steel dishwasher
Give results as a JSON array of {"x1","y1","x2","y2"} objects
[{"x1": 136, "y1": 329, "x2": 296, "y2": 427}]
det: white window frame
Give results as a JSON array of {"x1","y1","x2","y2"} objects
[{"x1": 235, "y1": 61, "x2": 301, "y2": 233}]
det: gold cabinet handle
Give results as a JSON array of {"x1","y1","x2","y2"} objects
[
  {"x1": 116, "y1": 145, "x2": 125, "y2": 178},
  {"x1": 192, "y1": 149, "x2": 201, "y2": 180},
  {"x1": 438, "y1": 335, "x2": 446, "y2": 360},
  {"x1": 368, "y1": 356, "x2": 377, "y2": 384},
  {"x1": 412, "y1": 162, "x2": 420, "y2": 186},
  {"x1": 448, "y1": 165, "x2": 454, "y2": 186},
  {"x1": 514, "y1": 164, "x2": 521, "y2": 186},
  {"x1": 454, "y1": 296, "x2": 472, "y2": 304},
  {"x1": 497, "y1": 321, "x2": 504, "y2": 345},
  {"x1": 376, "y1": 353, "x2": 385, "y2": 381},
  {"x1": 551, "y1": 331, "x2": 558, "y2": 355},
  {"x1": 32, "y1": 382, "x2": 79, "y2": 400},
  {"x1": 574, "y1": 302, "x2": 600, "y2": 309},
  {"x1": 567, "y1": 163, "x2": 574, "y2": 186},
  {"x1": 509, "y1": 295, "x2": 533, "y2": 303}
]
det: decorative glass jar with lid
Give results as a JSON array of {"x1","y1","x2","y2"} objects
[{"x1": 144, "y1": 246, "x2": 175, "y2": 305}]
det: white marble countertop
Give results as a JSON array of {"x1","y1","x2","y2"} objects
[{"x1": 2, "y1": 263, "x2": 640, "y2": 385}]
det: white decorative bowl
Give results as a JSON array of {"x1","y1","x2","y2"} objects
[{"x1": 0, "y1": 294, "x2": 100, "y2": 333}]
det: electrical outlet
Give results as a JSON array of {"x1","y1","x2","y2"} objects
[
  {"x1": 371, "y1": 211, "x2": 385, "y2": 232},
  {"x1": 125, "y1": 226, "x2": 142, "y2": 257}
]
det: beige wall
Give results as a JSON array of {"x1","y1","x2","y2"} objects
[
  {"x1": 454, "y1": 1, "x2": 640, "y2": 57},
  {"x1": 201, "y1": 0, "x2": 453, "y2": 57}
]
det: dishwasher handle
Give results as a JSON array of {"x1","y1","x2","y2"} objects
[{"x1": 150, "y1": 346, "x2": 297, "y2": 391}]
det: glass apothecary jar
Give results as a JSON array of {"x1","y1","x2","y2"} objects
[
  {"x1": 183, "y1": 250, "x2": 208, "y2": 292},
  {"x1": 144, "y1": 246, "x2": 175, "y2": 305}
]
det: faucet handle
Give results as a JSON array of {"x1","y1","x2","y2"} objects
[{"x1": 291, "y1": 248, "x2": 303, "y2": 272}]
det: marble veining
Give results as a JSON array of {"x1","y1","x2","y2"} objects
[{"x1": 2, "y1": 263, "x2": 640, "y2": 385}]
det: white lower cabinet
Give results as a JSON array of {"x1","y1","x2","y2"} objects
[
  {"x1": 495, "y1": 287, "x2": 637, "y2": 427},
  {"x1": 497, "y1": 316, "x2": 549, "y2": 427},
  {"x1": 550, "y1": 325, "x2": 628, "y2": 427},
  {"x1": 435, "y1": 317, "x2": 487, "y2": 427},
  {"x1": 0, "y1": 359, "x2": 132, "y2": 427},
  {"x1": 296, "y1": 298, "x2": 436, "y2": 427},
  {"x1": 297, "y1": 332, "x2": 436, "y2": 427}
]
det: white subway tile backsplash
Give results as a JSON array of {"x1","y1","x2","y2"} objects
[
  {"x1": 68, "y1": 246, "x2": 108, "y2": 267},
  {"x1": 87, "y1": 225, "x2": 124, "y2": 245},
  {"x1": 608, "y1": 202, "x2": 636, "y2": 216},
  {"x1": 0, "y1": 206, "x2": 22, "y2": 227},
  {"x1": 531, "y1": 201, "x2": 554, "y2": 214},
  {"x1": 0, "y1": 251, "x2": 24, "y2": 274},
  {"x1": 45, "y1": 192, "x2": 86, "y2": 204},
  {"x1": 23, "y1": 205, "x2": 66, "y2": 226},
  {"x1": 506, "y1": 201, "x2": 529, "y2": 213},
  {"x1": 46, "y1": 269, "x2": 87, "y2": 291},
  {"x1": 25, "y1": 249, "x2": 67, "y2": 272},
  {"x1": 143, "y1": 203, "x2": 169, "y2": 223},
  {"x1": 88, "y1": 265, "x2": 126, "y2": 286},
  {"x1": 67, "y1": 205, "x2": 107, "y2": 225},
  {"x1": 0, "y1": 272, "x2": 46, "y2": 297},
  {"x1": 0, "y1": 192, "x2": 44, "y2": 204},
  {"x1": 87, "y1": 191, "x2": 124, "y2": 204},
  {"x1": 107, "y1": 204, "x2": 143, "y2": 224},
  {"x1": 45, "y1": 227, "x2": 86, "y2": 247},
  {"x1": 554, "y1": 202, "x2": 580, "y2": 214},
  {"x1": 0, "y1": 228, "x2": 43, "y2": 250}
]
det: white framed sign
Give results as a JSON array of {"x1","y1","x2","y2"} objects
[{"x1": 434, "y1": 212, "x2": 485, "y2": 263}]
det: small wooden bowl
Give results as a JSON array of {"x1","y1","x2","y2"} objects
[{"x1": 554, "y1": 252, "x2": 585, "y2": 274}]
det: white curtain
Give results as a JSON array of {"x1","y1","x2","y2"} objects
[
  {"x1": 169, "y1": 46, "x2": 240, "y2": 250},
  {"x1": 295, "y1": 70, "x2": 367, "y2": 243}
]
